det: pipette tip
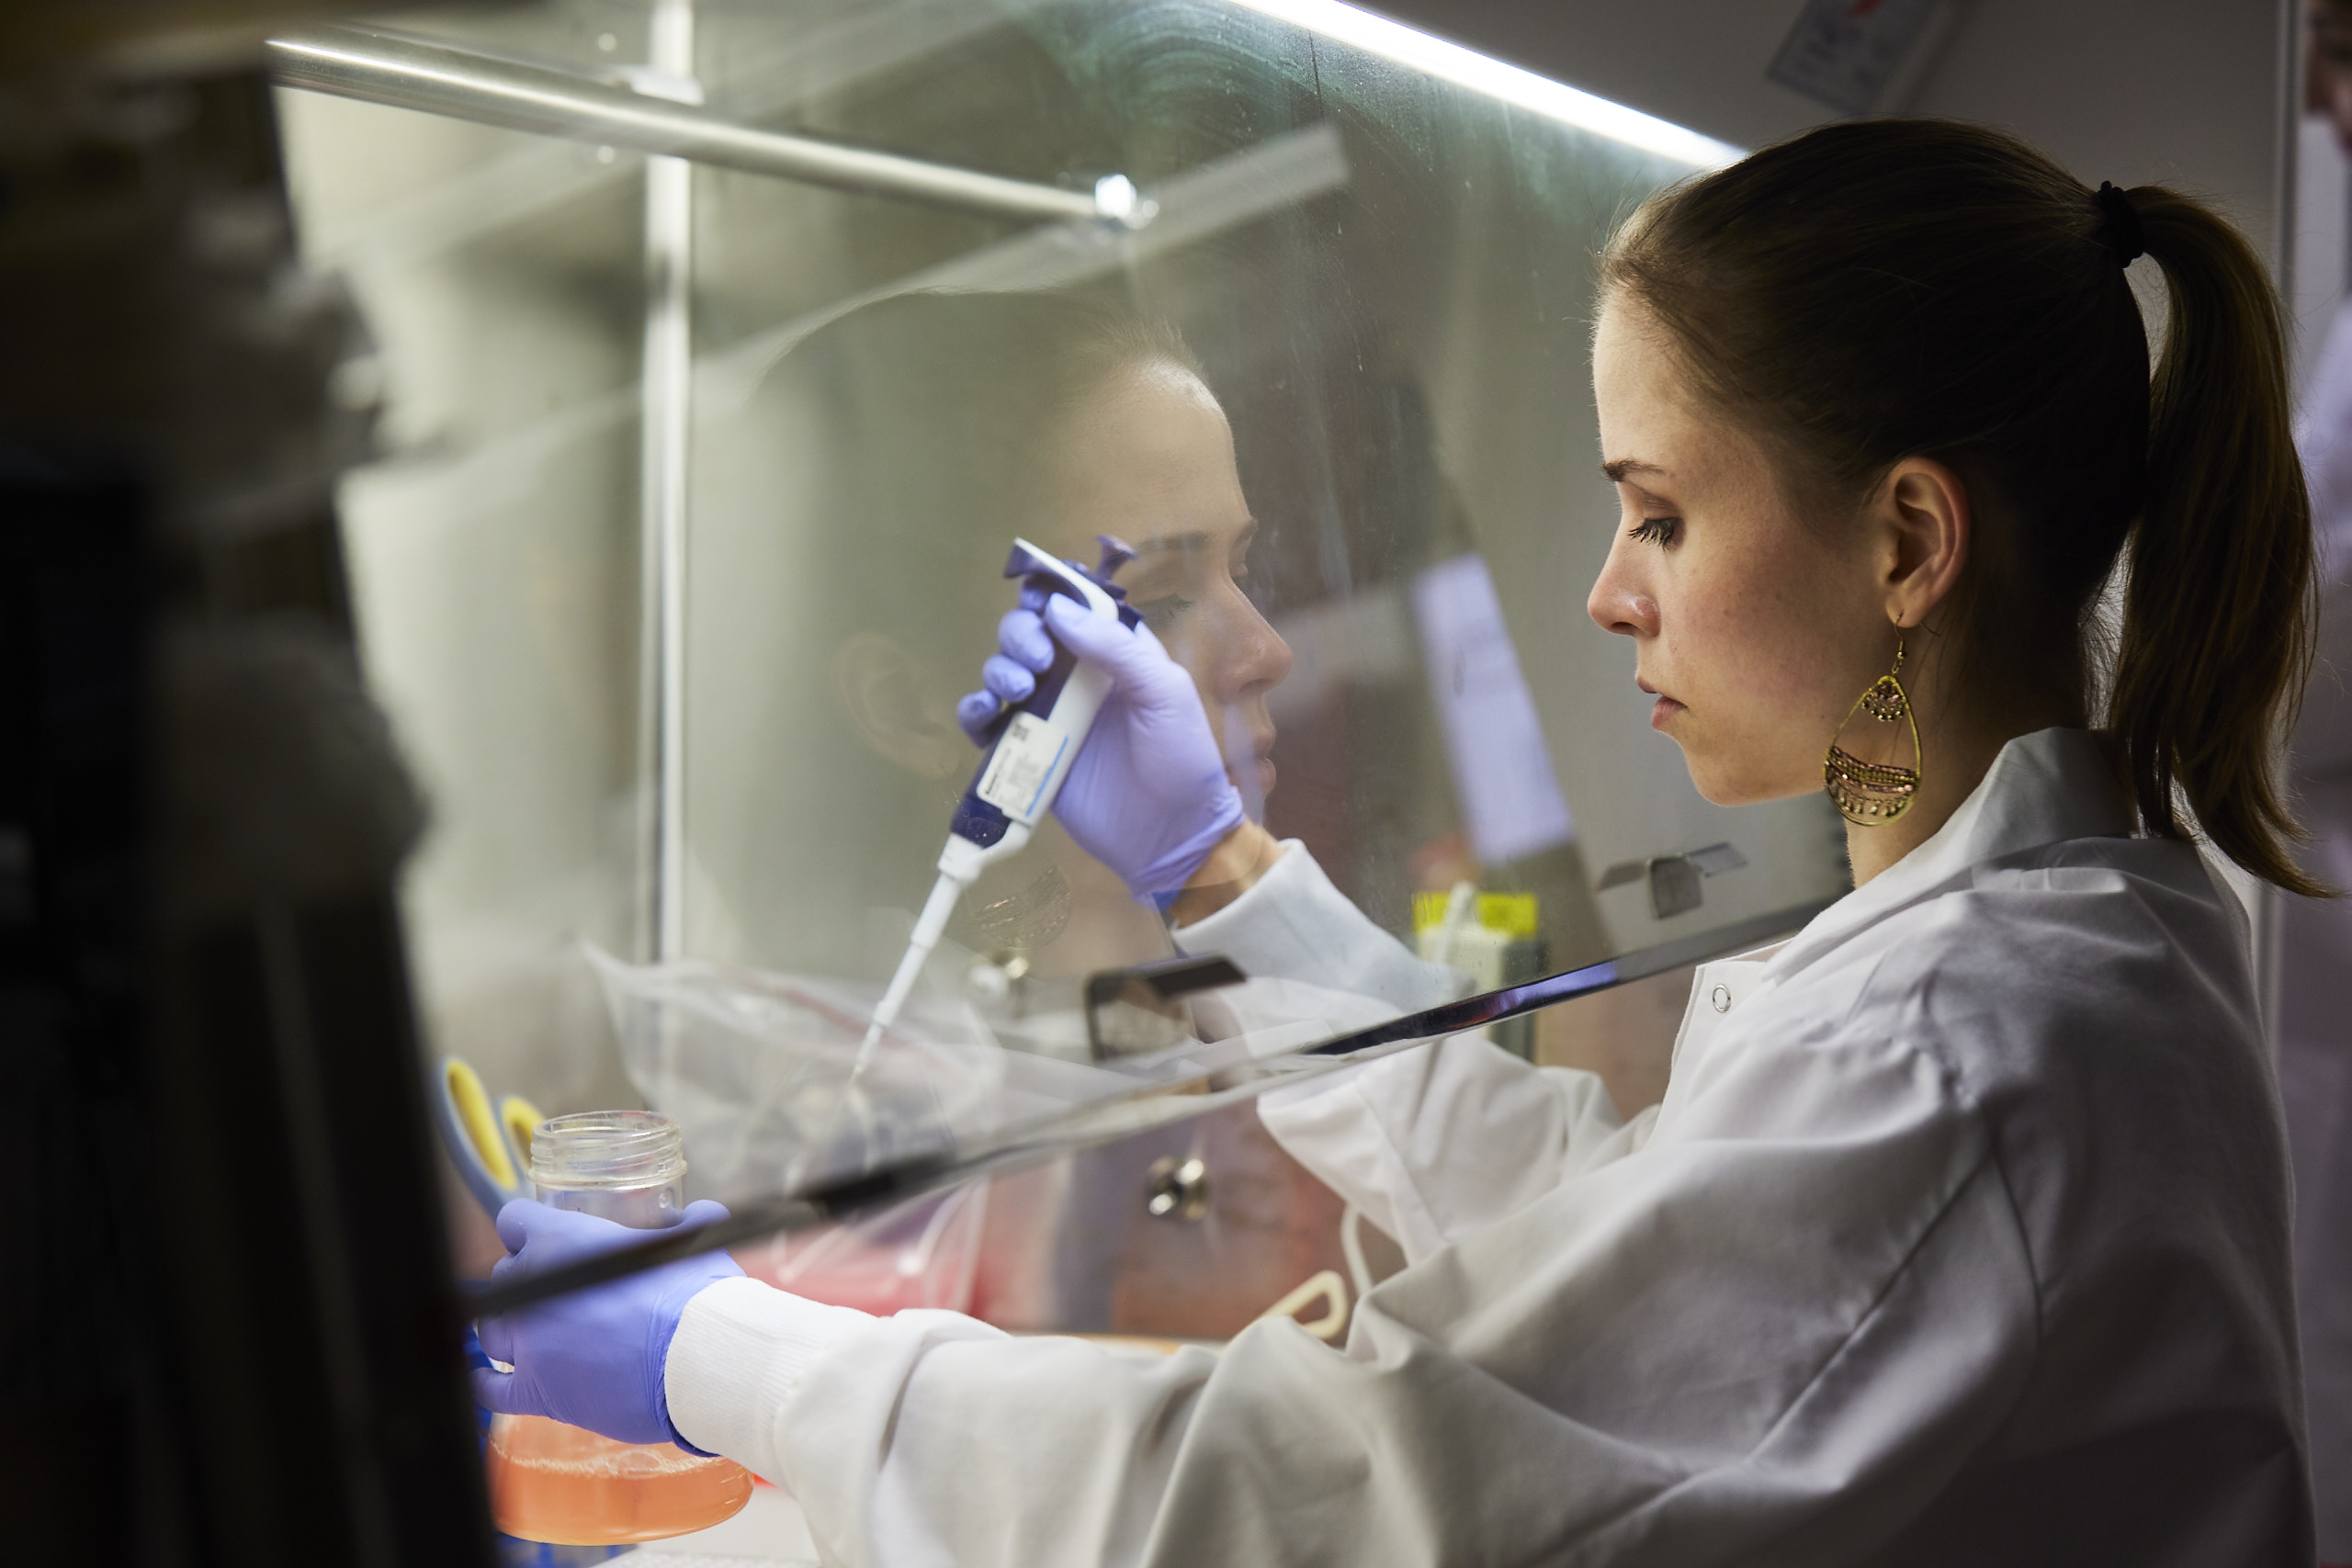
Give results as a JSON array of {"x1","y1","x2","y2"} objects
[{"x1": 853, "y1": 1018, "x2": 887, "y2": 1073}]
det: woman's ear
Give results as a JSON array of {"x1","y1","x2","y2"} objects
[
  {"x1": 831, "y1": 631, "x2": 970, "y2": 779},
  {"x1": 1878, "y1": 457, "x2": 1971, "y2": 626}
]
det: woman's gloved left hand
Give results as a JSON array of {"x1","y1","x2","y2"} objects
[{"x1": 469, "y1": 1198, "x2": 743, "y2": 1451}]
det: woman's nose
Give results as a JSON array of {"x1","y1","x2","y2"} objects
[
  {"x1": 1199, "y1": 585, "x2": 1293, "y2": 702},
  {"x1": 1588, "y1": 549, "x2": 1660, "y2": 639}
]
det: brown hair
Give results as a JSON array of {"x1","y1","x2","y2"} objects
[
  {"x1": 1603, "y1": 119, "x2": 2322, "y2": 895},
  {"x1": 771, "y1": 289, "x2": 1204, "y2": 662}
]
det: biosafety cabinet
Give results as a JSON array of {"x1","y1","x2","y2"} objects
[
  {"x1": 6, "y1": 1, "x2": 1847, "y2": 1559},
  {"x1": 289, "y1": 0, "x2": 1849, "y2": 1357},
  {"x1": 275, "y1": 0, "x2": 1838, "y2": 1316}
]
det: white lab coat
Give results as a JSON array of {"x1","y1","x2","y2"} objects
[{"x1": 665, "y1": 727, "x2": 2312, "y2": 1565}]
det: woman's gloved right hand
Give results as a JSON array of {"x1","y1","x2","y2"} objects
[{"x1": 956, "y1": 594, "x2": 1245, "y2": 898}]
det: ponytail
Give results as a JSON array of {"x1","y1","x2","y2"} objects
[
  {"x1": 2114, "y1": 189, "x2": 2323, "y2": 896},
  {"x1": 1603, "y1": 120, "x2": 2324, "y2": 895}
]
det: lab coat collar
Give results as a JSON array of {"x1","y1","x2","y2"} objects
[{"x1": 1768, "y1": 728, "x2": 2134, "y2": 979}]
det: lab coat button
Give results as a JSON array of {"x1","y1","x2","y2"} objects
[{"x1": 1711, "y1": 984, "x2": 1732, "y2": 1013}]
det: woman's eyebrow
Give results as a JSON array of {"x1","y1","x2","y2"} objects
[
  {"x1": 1602, "y1": 458, "x2": 1667, "y2": 483},
  {"x1": 1129, "y1": 530, "x2": 1215, "y2": 558}
]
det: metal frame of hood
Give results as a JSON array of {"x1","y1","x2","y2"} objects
[
  {"x1": 267, "y1": 15, "x2": 1151, "y2": 963},
  {"x1": 265, "y1": 21, "x2": 1148, "y2": 228}
]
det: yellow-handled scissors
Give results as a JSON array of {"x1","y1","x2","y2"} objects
[{"x1": 435, "y1": 1055, "x2": 544, "y2": 1219}]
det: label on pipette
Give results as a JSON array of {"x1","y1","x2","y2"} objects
[{"x1": 974, "y1": 712, "x2": 1072, "y2": 824}]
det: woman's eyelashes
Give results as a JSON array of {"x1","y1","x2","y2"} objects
[
  {"x1": 1136, "y1": 593, "x2": 1196, "y2": 628},
  {"x1": 1131, "y1": 563, "x2": 1247, "y2": 628},
  {"x1": 1629, "y1": 514, "x2": 1680, "y2": 547}
]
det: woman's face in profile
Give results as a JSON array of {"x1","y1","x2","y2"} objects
[
  {"x1": 1586, "y1": 296, "x2": 1893, "y2": 806},
  {"x1": 1039, "y1": 359, "x2": 1295, "y2": 799}
]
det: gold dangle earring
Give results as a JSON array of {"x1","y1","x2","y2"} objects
[{"x1": 1823, "y1": 624, "x2": 1923, "y2": 826}]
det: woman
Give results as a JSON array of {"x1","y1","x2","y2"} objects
[{"x1": 478, "y1": 120, "x2": 2319, "y2": 1562}]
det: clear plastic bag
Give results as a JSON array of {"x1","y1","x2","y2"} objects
[
  {"x1": 583, "y1": 942, "x2": 1416, "y2": 1320},
  {"x1": 588, "y1": 940, "x2": 1419, "y2": 1179},
  {"x1": 733, "y1": 1183, "x2": 990, "y2": 1317},
  {"x1": 583, "y1": 945, "x2": 1013, "y2": 1197}
]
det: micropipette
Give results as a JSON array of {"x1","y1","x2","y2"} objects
[{"x1": 856, "y1": 536, "x2": 1140, "y2": 1065}]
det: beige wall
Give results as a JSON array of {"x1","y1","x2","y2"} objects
[{"x1": 1373, "y1": 0, "x2": 2290, "y2": 269}]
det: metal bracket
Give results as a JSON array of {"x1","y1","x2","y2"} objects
[
  {"x1": 1083, "y1": 953, "x2": 1247, "y2": 1060},
  {"x1": 1144, "y1": 1155, "x2": 1211, "y2": 1223},
  {"x1": 1596, "y1": 841, "x2": 1748, "y2": 920}
]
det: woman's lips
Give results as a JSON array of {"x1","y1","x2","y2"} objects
[
  {"x1": 1228, "y1": 750, "x2": 1277, "y2": 795},
  {"x1": 1225, "y1": 729, "x2": 1277, "y2": 797},
  {"x1": 1650, "y1": 695, "x2": 1686, "y2": 729}
]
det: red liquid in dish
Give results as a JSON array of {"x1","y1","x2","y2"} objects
[{"x1": 485, "y1": 1414, "x2": 752, "y2": 1544}]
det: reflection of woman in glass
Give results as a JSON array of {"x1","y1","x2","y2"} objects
[
  {"x1": 715, "y1": 289, "x2": 1444, "y2": 1328},
  {"x1": 483, "y1": 123, "x2": 2317, "y2": 1561},
  {"x1": 730, "y1": 289, "x2": 1445, "y2": 999}
]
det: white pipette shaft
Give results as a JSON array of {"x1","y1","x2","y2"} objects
[
  {"x1": 856, "y1": 867, "x2": 969, "y2": 1067},
  {"x1": 855, "y1": 537, "x2": 1122, "y2": 1074}
]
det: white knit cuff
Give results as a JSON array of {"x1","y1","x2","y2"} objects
[{"x1": 663, "y1": 1276, "x2": 871, "y2": 1481}]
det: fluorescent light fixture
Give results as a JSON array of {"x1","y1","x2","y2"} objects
[{"x1": 1223, "y1": 0, "x2": 1744, "y2": 169}]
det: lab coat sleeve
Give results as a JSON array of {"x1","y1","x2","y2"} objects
[
  {"x1": 1172, "y1": 839, "x2": 1633, "y2": 1258},
  {"x1": 662, "y1": 995, "x2": 2037, "y2": 1568},
  {"x1": 664, "y1": 1276, "x2": 873, "y2": 1476},
  {"x1": 1169, "y1": 839, "x2": 1465, "y2": 1013},
  {"x1": 1256, "y1": 1036, "x2": 1640, "y2": 1262}
]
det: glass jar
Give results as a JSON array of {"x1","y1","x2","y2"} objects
[
  {"x1": 484, "y1": 1111, "x2": 753, "y2": 1546},
  {"x1": 528, "y1": 1109, "x2": 691, "y2": 1227}
]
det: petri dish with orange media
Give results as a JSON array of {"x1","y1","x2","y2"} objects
[{"x1": 486, "y1": 1414, "x2": 752, "y2": 1545}]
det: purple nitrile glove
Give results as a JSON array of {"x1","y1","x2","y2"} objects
[
  {"x1": 469, "y1": 1198, "x2": 744, "y2": 1451},
  {"x1": 957, "y1": 595, "x2": 1246, "y2": 898}
]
